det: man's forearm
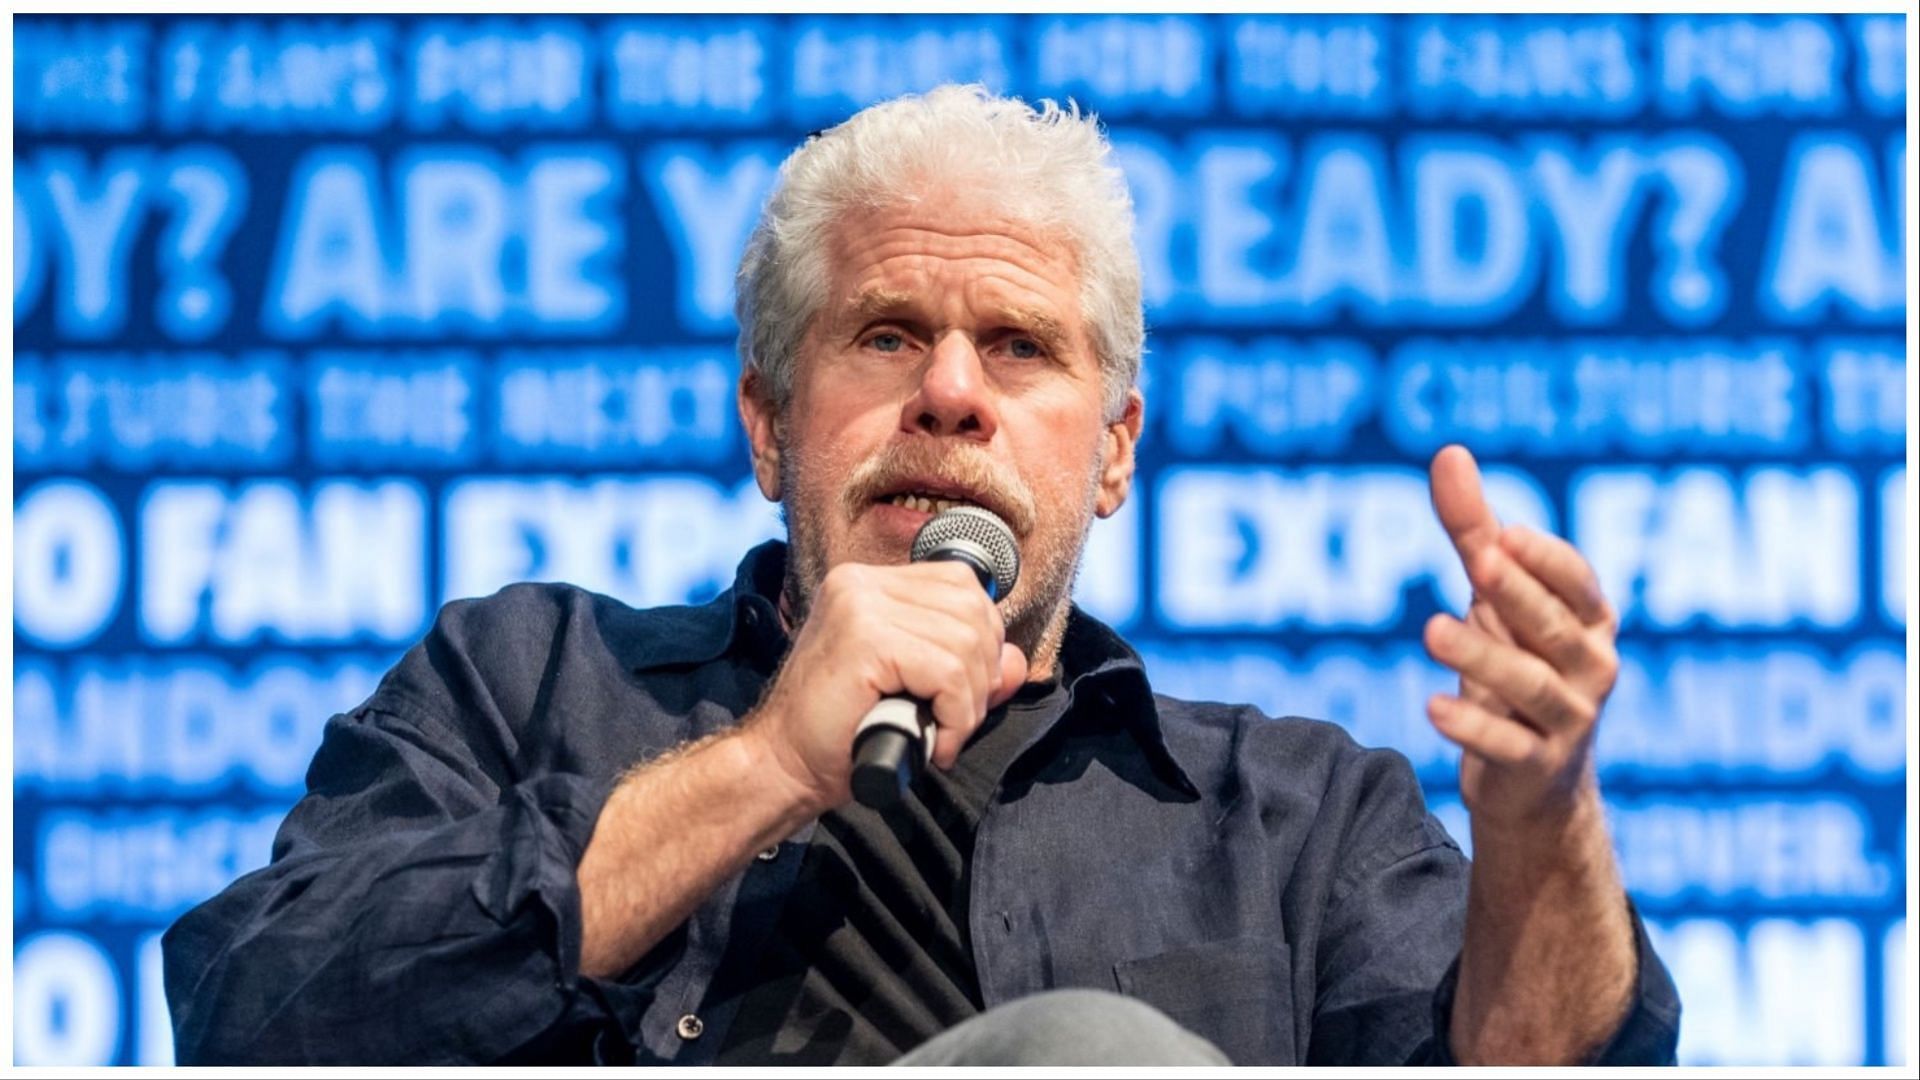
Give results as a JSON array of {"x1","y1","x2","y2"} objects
[
  {"x1": 1448, "y1": 783, "x2": 1636, "y2": 1065},
  {"x1": 576, "y1": 722, "x2": 821, "y2": 980}
]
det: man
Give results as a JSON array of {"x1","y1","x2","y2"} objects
[{"x1": 164, "y1": 85, "x2": 1678, "y2": 1065}]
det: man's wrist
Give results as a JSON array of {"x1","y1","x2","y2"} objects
[
  {"x1": 1468, "y1": 773, "x2": 1610, "y2": 871},
  {"x1": 724, "y1": 718, "x2": 833, "y2": 825}
]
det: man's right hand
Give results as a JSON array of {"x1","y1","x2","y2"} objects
[
  {"x1": 578, "y1": 559, "x2": 1026, "y2": 978},
  {"x1": 741, "y1": 560, "x2": 1030, "y2": 814}
]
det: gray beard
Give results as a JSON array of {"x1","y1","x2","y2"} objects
[{"x1": 775, "y1": 463, "x2": 1100, "y2": 680}]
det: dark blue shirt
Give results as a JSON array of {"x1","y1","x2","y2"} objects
[{"x1": 162, "y1": 541, "x2": 1680, "y2": 1065}]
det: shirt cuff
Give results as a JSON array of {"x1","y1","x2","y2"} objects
[
  {"x1": 469, "y1": 772, "x2": 616, "y2": 980},
  {"x1": 471, "y1": 771, "x2": 694, "y2": 1063},
  {"x1": 1426, "y1": 895, "x2": 1680, "y2": 1065}
]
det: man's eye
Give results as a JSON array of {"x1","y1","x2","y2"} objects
[
  {"x1": 868, "y1": 332, "x2": 904, "y2": 353},
  {"x1": 1008, "y1": 338, "x2": 1042, "y2": 359}
]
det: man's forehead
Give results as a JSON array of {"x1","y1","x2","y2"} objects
[{"x1": 825, "y1": 191, "x2": 1080, "y2": 276}]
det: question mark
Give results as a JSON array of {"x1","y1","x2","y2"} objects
[
  {"x1": 1650, "y1": 140, "x2": 1743, "y2": 325},
  {"x1": 157, "y1": 148, "x2": 248, "y2": 341}
]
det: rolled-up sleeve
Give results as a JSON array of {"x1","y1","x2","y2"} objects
[
  {"x1": 1302, "y1": 745, "x2": 1679, "y2": 1066},
  {"x1": 161, "y1": 578, "x2": 739, "y2": 1064},
  {"x1": 162, "y1": 697, "x2": 623, "y2": 1064},
  {"x1": 1420, "y1": 897, "x2": 1681, "y2": 1066}
]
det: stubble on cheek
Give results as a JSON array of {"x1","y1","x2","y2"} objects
[
  {"x1": 775, "y1": 434, "x2": 840, "y2": 630},
  {"x1": 774, "y1": 426, "x2": 1107, "y2": 680},
  {"x1": 996, "y1": 454, "x2": 1103, "y2": 673}
]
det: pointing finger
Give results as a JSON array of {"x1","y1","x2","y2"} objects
[
  {"x1": 1498, "y1": 524, "x2": 1613, "y2": 628},
  {"x1": 1466, "y1": 543, "x2": 1598, "y2": 679}
]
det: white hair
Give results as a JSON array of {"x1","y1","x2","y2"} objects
[{"x1": 734, "y1": 83, "x2": 1143, "y2": 419}]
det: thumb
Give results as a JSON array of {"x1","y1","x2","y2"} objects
[
  {"x1": 1430, "y1": 444, "x2": 1500, "y2": 561},
  {"x1": 988, "y1": 643, "x2": 1030, "y2": 708}
]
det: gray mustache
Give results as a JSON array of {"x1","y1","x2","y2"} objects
[{"x1": 842, "y1": 446, "x2": 1037, "y2": 536}]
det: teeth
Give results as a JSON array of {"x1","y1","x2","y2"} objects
[{"x1": 887, "y1": 493, "x2": 970, "y2": 514}]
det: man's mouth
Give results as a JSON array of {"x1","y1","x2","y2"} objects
[
  {"x1": 847, "y1": 458, "x2": 1034, "y2": 536},
  {"x1": 881, "y1": 491, "x2": 982, "y2": 515}
]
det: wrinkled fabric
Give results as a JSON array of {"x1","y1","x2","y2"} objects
[
  {"x1": 163, "y1": 541, "x2": 1679, "y2": 1065},
  {"x1": 715, "y1": 680, "x2": 1067, "y2": 1064}
]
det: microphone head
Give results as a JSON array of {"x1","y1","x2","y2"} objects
[{"x1": 910, "y1": 505, "x2": 1020, "y2": 600}]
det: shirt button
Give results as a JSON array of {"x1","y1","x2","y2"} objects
[
  {"x1": 676, "y1": 1014, "x2": 704, "y2": 1041},
  {"x1": 756, "y1": 846, "x2": 779, "y2": 862}
]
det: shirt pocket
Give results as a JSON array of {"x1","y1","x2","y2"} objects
[{"x1": 1111, "y1": 937, "x2": 1295, "y2": 1065}]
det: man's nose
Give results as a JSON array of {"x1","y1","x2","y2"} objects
[{"x1": 901, "y1": 331, "x2": 997, "y2": 440}]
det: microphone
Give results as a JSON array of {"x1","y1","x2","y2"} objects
[{"x1": 850, "y1": 505, "x2": 1021, "y2": 809}]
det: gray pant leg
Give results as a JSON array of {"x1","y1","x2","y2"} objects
[{"x1": 892, "y1": 989, "x2": 1233, "y2": 1066}]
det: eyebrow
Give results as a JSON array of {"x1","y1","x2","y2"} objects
[
  {"x1": 843, "y1": 288, "x2": 920, "y2": 324},
  {"x1": 992, "y1": 306, "x2": 1069, "y2": 349},
  {"x1": 841, "y1": 290, "x2": 1070, "y2": 350}
]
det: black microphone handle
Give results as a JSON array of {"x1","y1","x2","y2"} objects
[{"x1": 850, "y1": 701, "x2": 932, "y2": 808}]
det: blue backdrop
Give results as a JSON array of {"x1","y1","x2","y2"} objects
[{"x1": 10, "y1": 13, "x2": 1909, "y2": 1065}]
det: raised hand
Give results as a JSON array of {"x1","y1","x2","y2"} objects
[{"x1": 1422, "y1": 445, "x2": 1621, "y2": 829}]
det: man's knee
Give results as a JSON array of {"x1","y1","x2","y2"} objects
[
  {"x1": 989, "y1": 988, "x2": 1174, "y2": 1044},
  {"x1": 899, "y1": 988, "x2": 1231, "y2": 1065}
]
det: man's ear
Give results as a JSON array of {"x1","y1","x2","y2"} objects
[
  {"x1": 739, "y1": 370, "x2": 782, "y2": 502},
  {"x1": 1095, "y1": 387, "x2": 1145, "y2": 519}
]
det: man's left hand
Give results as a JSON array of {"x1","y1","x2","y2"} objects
[
  {"x1": 1423, "y1": 445, "x2": 1642, "y2": 1064},
  {"x1": 1422, "y1": 444, "x2": 1620, "y2": 829}
]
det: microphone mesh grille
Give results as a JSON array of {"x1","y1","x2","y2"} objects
[{"x1": 911, "y1": 505, "x2": 1020, "y2": 598}]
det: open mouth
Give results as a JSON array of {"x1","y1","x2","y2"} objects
[
  {"x1": 881, "y1": 491, "x2": 983, "y2": 515},
  {"x1": 858, "y1": 467, "x2": 1028, "y2": 535}
]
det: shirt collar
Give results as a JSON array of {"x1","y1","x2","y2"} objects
[
  {"x1": 626, "y1": 539, "x2": 1198, "y2": 797},
  {"x1": 614, "y1": 540, "x2": 785, "y2": 672},
  {"x1": 1044, "y1": 604, "x2": 1201, "y2": 798}
]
